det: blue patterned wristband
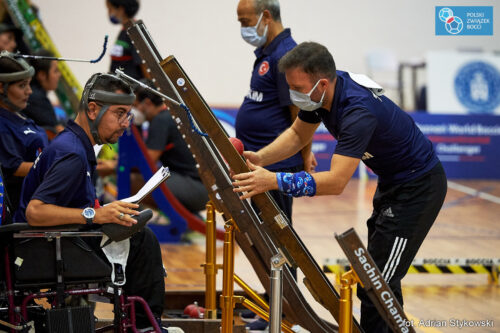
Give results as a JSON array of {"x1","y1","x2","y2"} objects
[{"x1": 276, "y1": 171, "x2": 316, "y2": 197}]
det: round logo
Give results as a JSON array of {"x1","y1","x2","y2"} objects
[
  {"x1": 176, "y1": 78, "x2": 185, "y2": 87},
  {"x1": 454, "y1": 61, "x2": 500, "y2": 114},
  {"x1": 438, "y1": 7, "x2": 463, "y2": 35},
  {"x1": 445, "y1": 16, "x2": 463, "y2": 35},
  {"x1": 258, "y1": 61, "x2": 270, "y2": 76},
  {"x1": 438, "y1": 8, "x2": 454, "y2": 23}
]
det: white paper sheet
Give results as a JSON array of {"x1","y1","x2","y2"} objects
[{"x1": 120, "y1": 166, "x2": 171, "y2": 204}]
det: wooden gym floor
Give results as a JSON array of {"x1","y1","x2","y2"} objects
[{"x1": 98, "y1": 178, "x2": 500, "y2": 332}]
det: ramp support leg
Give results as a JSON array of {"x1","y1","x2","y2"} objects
[
  {"x1": 221, "y1": 219, "x2": 236, "y2": 333},
  {"x1": 339, "y1": 269, "x2": 362, "y2": 333},
  {"x1": 203, "y1": 201, "x2": 218, "y2": 319},
  {"x1": 269, "y1": 253, "x2": 285, "y2": 333}
]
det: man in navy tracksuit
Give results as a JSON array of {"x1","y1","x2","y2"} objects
[
  {"x1": 236, "y1": 1, "x2": 315, "y2": 329},
  {"x1": 232, "y1": 42, "x2": 447, "y2": 333},
  {"x1": 236, "y1": 0, "x2": 316, "y2": 224}
]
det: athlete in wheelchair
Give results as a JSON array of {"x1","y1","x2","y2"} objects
[{"x1": 0, "y1": 59, "x2": 169, "y2": 332}]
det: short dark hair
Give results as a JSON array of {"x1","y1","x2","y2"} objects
[
  {"x1": 29, "y1": 49, "x2": 54, "y2": 75},
  {"x1": 135, "y1": 79, "x2": 163, "y2": 106},
  {"x1": 0, "y1": 23, "x2": 21, "y2": 37},
  {"x1": 107, "y1": 0, "x2": 140, "y2": 18},
  {"x1": 79, "y1": 73, "x2": 133, "y2": 112},
  {"x1": 254, "y1": 0, "x2": 281, "y2": 22},
  {"x1": 278, "y1": 42, "x2": 337, "y2": 82}
]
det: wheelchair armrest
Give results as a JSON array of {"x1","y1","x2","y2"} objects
[
  {"x1": 0, "y1": 223, "x2": 31, "y2": 234},
  {"x1": 1, "y1": 223, "x2": 96, "y2": 234},
  {"x1": 1, "y1": 209, "x2": 152, "y2": 241},
  {"x1": 10, "y1": 224, "x2": 103, "y2": 239},
  {"x1": 101, "y1": 209, "x2": 153, "y2": 243}
]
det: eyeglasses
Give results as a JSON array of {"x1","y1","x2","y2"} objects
[
  {"x1": 112, "y1": 110, "x2": 133, "y2": 124},
  {"x1": 95, "y1": 102, "x2": 132, "y2": 124}
]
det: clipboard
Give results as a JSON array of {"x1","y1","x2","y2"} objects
[{"x1": 119, "y1": 166, "x2": 171, "y2": 204}]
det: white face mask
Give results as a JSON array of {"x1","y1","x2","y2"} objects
[
  {"x1": 130, "y1": 107, "x2": 145, "y2": 126},
  {"x1": 240, "y1": 13, "x2": 268, "y2": 47},
  {"x1": 289, "y1": 79, "x2": 326, "y2": 111}
]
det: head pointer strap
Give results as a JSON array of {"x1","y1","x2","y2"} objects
[{"x1": 82, "y1": 73, "x2": 135, "y2": 145}]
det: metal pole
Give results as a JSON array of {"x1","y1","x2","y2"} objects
[
  {"x1": 55, "y1": 237, "x2": 65, "y2": 307},
  {"x1": 398, "y1": 63, "x2": 405, "y2": 109},
  {"x1": 237, "y1": 297, "x2": 295, "y2": 333},
  {"x1": 269, "y1": 254, "x2": 285, "y2": 333},
  {"x1": 220, "y1": 219, "x2": 235, "y2": 333},
  {"x1": 234, "y1": 274, "x2": 295, "y2": 330},
  {"x1": 234, "y1": 273, "x2": 269, "y2": 312},
  {"x1": 114, "y1": 69, "x2": 181, "y2": 107},
  {"x1": 204, "y1": 202, "x2": 217, "y2": 319},
  {"x1": 339, "y1": 269, "x2": 361, "y2": 333}
]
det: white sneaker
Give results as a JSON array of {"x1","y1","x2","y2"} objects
[
  {"x1": 138, "y1": 325, "x2": 184, "y2": 333},
  {"x1": 166, "y1": 328, "x2": 185, "y2": 333}
]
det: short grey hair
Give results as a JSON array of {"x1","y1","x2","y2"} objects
[{"x1": 254, "y1": 0, "x2": 281, "y2": 22}]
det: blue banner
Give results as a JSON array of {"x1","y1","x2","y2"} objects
[
  {"x1": 412, "y1": 113, "x2": 500, "y2": 179},
  {"x1": 213, "y1": 108, "x2": 500, "y2": 179},
  {"x1": 436, "y1": 6, "x2": 493, "y2": 36}
]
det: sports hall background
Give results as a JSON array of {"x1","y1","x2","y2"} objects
[
  {"x1": 28, "y1": 1, "x2": 500, "y2": 331},
  {"x1": 40, "y1": 1, "x2": 497, "y2": 106}
]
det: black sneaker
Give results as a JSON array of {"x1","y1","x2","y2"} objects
[
  {"x1": 239, "y1": 309, "x2": 258, "y2": 323},
  {"x1": 245, "y1": 317, "x2": 269, "y2": 332}
]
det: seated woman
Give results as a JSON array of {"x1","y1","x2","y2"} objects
[
  {"x1": 0, "y1": 51, "x2": 48, "y2": 213},
  {"x1": 21, "y1": 49, "x2": 64, "y2": 135},
  {"x1": 0, "y1": 23, "x2": 21, "y2": 53}
]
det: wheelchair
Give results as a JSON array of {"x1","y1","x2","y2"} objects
[{"x1": 0, "y1": 169, "x2": 163, "y2": 332}]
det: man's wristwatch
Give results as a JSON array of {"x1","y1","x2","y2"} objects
[{"x1": 82, "y1": 207, "x2": 96, "y2": 225}]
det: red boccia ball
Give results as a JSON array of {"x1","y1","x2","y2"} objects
[
  {"x1": 189, "y1": 305, "x2": 205, "y2": 318},
  {"x1": 229, "y1": 137, "x2": 244, "y2": 155},
  {"x1": 183, "y1": 304, "x2": 196, "y2": 316}
]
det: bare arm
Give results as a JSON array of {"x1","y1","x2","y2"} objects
[
  {"x1": 311, "y1": 154, "x2": 360, "y2": 195},
  {"x1": 289, "y1": 105, "x2": 312, "y2": 158},
  {"x1": 251, "y1": 117, "x2": 319, "y2": 167},
  {"x1": 147, "y1": 149, "x2": 163, "y2": 163},
  {"x1": 13, "y1": 162, "x2": 33, "y2": 177},
  {"x1": 232, "y1": 154, "x2": 360, "y2": 199},
  {"x1": 26, "y1": 199, "x2": 140, "y2": 227},
  {"x1": 96, "y1": 159, "x2": 117, "y2": 177},
  {"x1": 288, "y1": 105, "x2": 316, "y2": 172}
]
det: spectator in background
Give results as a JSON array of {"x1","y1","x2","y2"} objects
[
  {"x1": 134, "y1": 80, "x2": 209, "y2": 214},
  {"x1": 22, "y1": 49, "x2": 64, "y2": 135},
  {"x1": 0, "y1": 23, "x2": 21, "y2": 52},
  {"x1": 0, "y1": 52, "x2": 48, "y2": 214},
  {"x1": 106, "y1": 0, "x2": 145, "y2": 80},
  {"x1": 102, "y1": 0, "x2": 144, "y2": 175}
]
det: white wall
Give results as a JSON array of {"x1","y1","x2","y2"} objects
[{"x1": 36, "y1": 0, "x2": 498, "y2": 107}]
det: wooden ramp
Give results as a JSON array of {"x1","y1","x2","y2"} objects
[
  {"x1": 96, "y1": 178, "x2": 500, "y2": 333},
  {"x1": 123, "y1": 19, "x2": 348, "y2": 332}
]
